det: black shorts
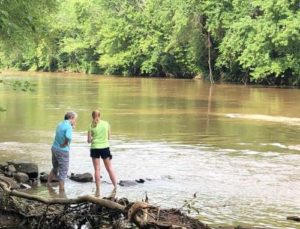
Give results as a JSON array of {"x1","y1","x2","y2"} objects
[{"x1": 90, "y1": 148, "x2": 112, "y2": 160}]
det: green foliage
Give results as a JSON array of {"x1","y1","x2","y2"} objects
[
  {"x1": 0, "y1": 0, "x2": 300, "y2": 85},
  {"x1": 0, "y1": 0, "x2": 57, "y2": 52},
  {"x1": 203, "y1": 0, "x2": 300, "y2": 84}
]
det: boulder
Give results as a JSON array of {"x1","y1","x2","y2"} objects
[
  {"x1": 14, "y1": 172, "x2": 29, "y2": 183},
  {"x1": 4, "y1": 171, "x2": 14, "y2": 177},
  {"x1": 8, "y1": 165, "x2": 16, "y2": 173},
  {"x1": 11, "y1": 162, "x2": 38, "y2": 179},
  {"x1": 70, "y1": 173, "x2": 93, "y2": 182},
  {"x1": 39, "y1": 172, "x2": 58, "y2": 183}
]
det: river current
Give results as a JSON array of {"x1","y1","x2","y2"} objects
[{"x1": 0, "y1": 72, "x2": 300, "y2": 228}]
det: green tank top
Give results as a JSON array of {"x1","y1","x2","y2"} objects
[{"x1": 89, "y1": 120, "x2": 110, "y2": 149}]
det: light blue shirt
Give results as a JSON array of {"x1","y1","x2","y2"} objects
[{"x1": 52, "y1": 120, "x2": 72, "y2": 152}]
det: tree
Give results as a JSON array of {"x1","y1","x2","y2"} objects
[
  {"x1": 0, "y1": 0, "x2": 57, "y2": 69},
  {"x1": 202, "y1": 0, "x2": 300, "y2": 85}
]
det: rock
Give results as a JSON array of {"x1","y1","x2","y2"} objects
[
  {"x1": 4, "y1": 171, "x2": 14, "y2": 177},
  {"x1": 135, "y1": 178, "x2": 145, "y2": 183},
  {"x1": 119, "y1": 178, "x2": 148, "y2": 187},
  {"x1": 39, "y1": 172, "x2": 58, "y2": 183},
  {"x1": 29, "y1": 179, "x2": 38, "y2": 186},
  {"x1": 0, "y1": 163, "x2": 7, "y2": 171},
  {"x1": 11, "y1": 162, "x2": 38, "y2": 179},
  {"x1": 14, "y1": 172, "x2": 29, "y2": 183},
  {"x1": 70, "y1": 173, "x2": 93, "y2": 182},
  {"x1": 39, "y1": 172, "x2": 48, "y2": 183},
  {"x1": 7, "y1": 165, "x2": 16, "y2": 173},
  {"x1": 119, "y1": 180, "x2": 138, "y2": 187},
  {"x1": 287, "y1": 216, "x2": 300, "y2": 222}
]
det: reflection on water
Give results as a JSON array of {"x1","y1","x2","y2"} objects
[{"x1": 1, "y1": 72, "x2": 300, "y2": 228}]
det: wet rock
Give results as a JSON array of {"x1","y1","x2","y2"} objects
[
  {"x1": 39, "y1": 172, "x2": 58, "y2": 183},
  {"x1": 39, "y1": 172, "x2": 48, "y2": 183},
  {"x1": 10, "y1": 162, "x2": 38, "y2": 179},
  {"x1": 0, "y1": 163, "x2": 6, "y2": 171},
  {"x1": 135, "y1": 178, "x2": 145, "y2": 183},
  {"x1": 119, "y1": 180, "x2": 138, "y2": 187},
  {"x1": 4, "y1": 171, "x2": 14, "y2": 177},
  {"x1": 119, "y1": 179, "x2": 148, "y2": 187},
  {"x1": 70, "y1": 173, "x2": 93, "y2": 182},
  {"x1": 14, "y1": 172, "x2": 29, "y2": 183},
  {"x1": 287, "y1": 216, "x2": 300, "y2": 222},
  {"x1": 29, "y1": 178, "x2": 38, "y2": 186},
  {"x1": 8, "y1": 165, "x2": 16, "y2": 173}
]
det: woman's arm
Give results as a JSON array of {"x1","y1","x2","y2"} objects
[{"x1": 87, "y1": 131, "x2": 92, "y2": 143}]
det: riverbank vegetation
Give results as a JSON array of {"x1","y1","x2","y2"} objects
[{"x1": 0, "y1": 0, "x2": 300, "y2": 86}]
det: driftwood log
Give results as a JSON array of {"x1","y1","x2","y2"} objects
[{"x1": 0, "y1": 175, "x2": 208, "y2": 229}]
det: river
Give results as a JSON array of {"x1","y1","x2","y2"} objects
[{"x1": 0, "y1": 71, "x2": 300, "y2": 228}]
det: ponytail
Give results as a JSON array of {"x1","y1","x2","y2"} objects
[{"x1": 91, "y1": 110, "x2": 100, "y2": 127}]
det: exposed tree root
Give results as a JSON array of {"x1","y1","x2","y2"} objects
[{"x1": 0, "y1": 176, "x2": 208, "y2": 228}]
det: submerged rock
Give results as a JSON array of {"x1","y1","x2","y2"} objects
[
  {"x1": 135, "y1": 178, "x2": 145, "y2": 183},
  {"x1": 70, "y1": 173, "x2": 93, "y2": 182},
  {"x1": 119, "y1": 178, "x2": 150, "y2": 187},
  {"x1": 287, "y1": 216, "x2": 300, "y2": 222},
  {"x1": 119, "y1": 180, "x2": 137, "y2": 187}
]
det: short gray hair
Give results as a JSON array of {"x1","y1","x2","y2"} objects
[{"x1": 64, "y1": 111, "x2": 77, "y2": 120}]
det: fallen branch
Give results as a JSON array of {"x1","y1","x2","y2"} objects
[{"x1": 0, "y1": 180, "x2": 125, "y2": 212}]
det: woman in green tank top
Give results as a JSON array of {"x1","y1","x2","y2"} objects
[{"x1": 87, "y1": 110, "x2": 117, "y2": 197}]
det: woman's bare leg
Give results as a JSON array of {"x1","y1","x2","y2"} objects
[
  {"x1": 103, "y1": 158, "x2": 117, "y2": 187},
  {"x1": 92, "y1": 158, "x2": 101, "y2": 196}
]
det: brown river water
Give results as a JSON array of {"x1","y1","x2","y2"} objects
[{"x1": 0, "y1": 72, "x2": 300, "y2": 228}]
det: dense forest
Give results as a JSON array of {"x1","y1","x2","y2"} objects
[{"x1": 0, "y1": 0, "x2": 300, "y2": 85}]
